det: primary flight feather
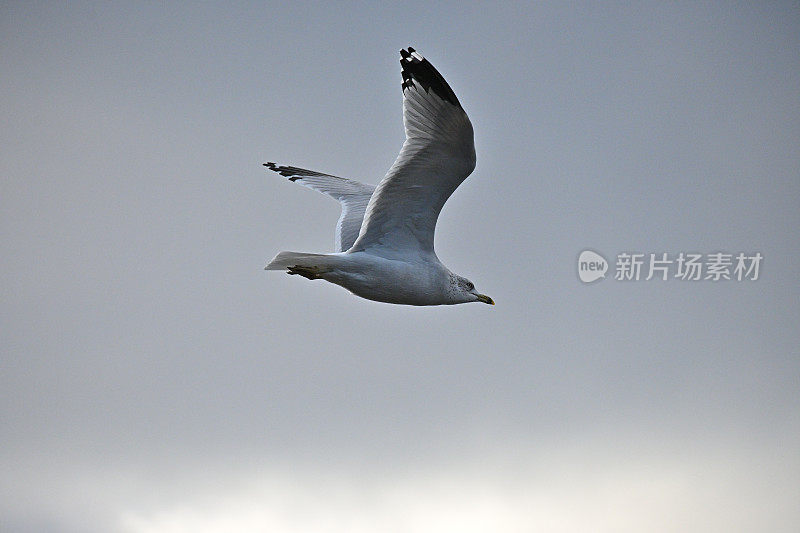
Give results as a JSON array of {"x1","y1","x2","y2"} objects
[{"x1": 264, "y1": 47, "x2": 493, "y2": 306}]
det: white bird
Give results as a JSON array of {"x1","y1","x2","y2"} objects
[{"x1": 264, "y1": 47, "x2": 493, "y2": 306}]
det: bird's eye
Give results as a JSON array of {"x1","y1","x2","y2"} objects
[{"x1": 467, "y1": 282, "x2": 474, "y2": 290}]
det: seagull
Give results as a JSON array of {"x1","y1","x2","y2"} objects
[{"x1": 264, "y1": 47, "x2": 493, "y2": 306}]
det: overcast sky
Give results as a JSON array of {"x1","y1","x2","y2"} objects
[{"x1": 2, "y1": 2, "x2": 799, "y2": 532}]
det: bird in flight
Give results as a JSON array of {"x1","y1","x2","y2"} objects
[{"x1": 264, "y1": 47, "x2": 493, "y2": 306}]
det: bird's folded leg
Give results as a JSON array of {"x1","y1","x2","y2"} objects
[{"x1": 286, "y1": 265, "x2": 327, "y2": 280}]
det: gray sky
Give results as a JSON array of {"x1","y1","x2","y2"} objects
[{"x1": 2, "y1": 2, "x2": 799, "y2": 532}]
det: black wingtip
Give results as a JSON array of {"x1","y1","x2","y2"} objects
[
  {"x1": 399, "y1": 47, "x2": 461, "y2": 108},
  {"x1": 263, "y1": 162, "x2": 329, "y2": 180},
  {"x1": 264, "y1": 161, "x2": 296, "y2": 178}
]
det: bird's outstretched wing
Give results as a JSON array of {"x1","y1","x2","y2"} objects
[
  {"x1": 264, "y1": 162, "x2": 376, "y2": 252},
  {"x1": 350, "y1": 47, "x2": 476, "y2": 258}
]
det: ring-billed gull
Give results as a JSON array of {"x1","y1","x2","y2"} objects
[{"x1": 264, "y1": 47, "x2": 493, "y2": 306}]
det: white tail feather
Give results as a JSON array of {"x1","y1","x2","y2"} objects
[{"x1": 265, "y1": 251, "x2": 331, "y2": 270}]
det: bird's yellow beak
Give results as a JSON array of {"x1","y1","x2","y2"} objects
[{"x1": 476, "y1": 293, "x2": 495, "y2": 305}]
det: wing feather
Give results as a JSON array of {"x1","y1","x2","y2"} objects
[
  {"x1": 264, "y1": 162, "x2": 375, "y2": 252},
  {"x1": 350, "y1": 48, "x2": 476, "y2": 258}
]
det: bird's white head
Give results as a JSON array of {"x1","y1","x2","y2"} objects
[{"x1": 449, "y1": 274, "x2": 494, "y2": 305}]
